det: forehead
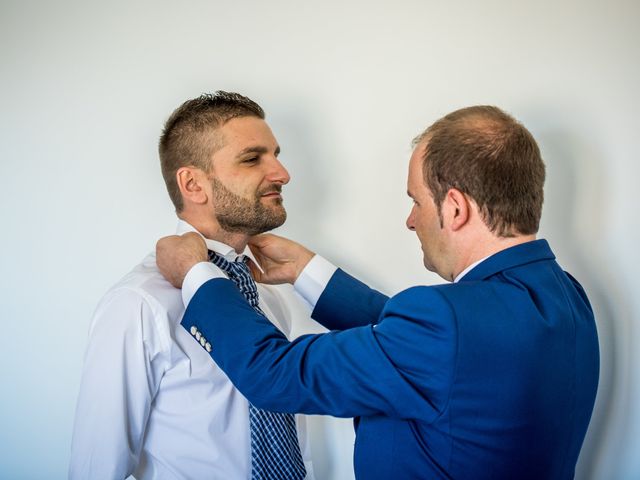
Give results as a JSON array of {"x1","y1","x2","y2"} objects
[
  {"x1": 217, "y1": 116, "x2": 277, "y2": 149},
  {"x1": 408, "y1": 142, "x2": 427, "y2": 185}
]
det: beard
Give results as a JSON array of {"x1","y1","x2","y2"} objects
[{"x1": 211, "y1": 177, "x2": 287, "y2": 235}]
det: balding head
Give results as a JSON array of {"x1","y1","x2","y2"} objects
[{"x1": 413, "y1": 106, "x2": 545, "y2": 237}]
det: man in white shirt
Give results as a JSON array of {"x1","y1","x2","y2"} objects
[{"x1": 69, "y1": 92, "x2": 314, "y2": 479}]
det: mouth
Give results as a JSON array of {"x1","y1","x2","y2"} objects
[{"x1": 260, "y1": 187, "x2": 283, "y2": 200}]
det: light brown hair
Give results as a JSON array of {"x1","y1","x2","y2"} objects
[
  {"x1": 159, "y1": 91, "x2": 265, "y2": 212},
  {"x1": 414, "y1": 106, "x2": 545, "y2": 237}
]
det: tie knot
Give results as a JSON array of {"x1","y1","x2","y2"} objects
[
  {"x1": 208, "y1": 250, "x2": 262, "y2": 311},
  {"x1": 209, "y1": 250, "x2": 249, "y2": 274}
]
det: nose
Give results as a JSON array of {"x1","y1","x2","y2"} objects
[
  {"x1": 266, "y1": 157, "x2": 290, "y2": 185},
  {"x1": 406, "y1": 206, "x2": 416, "y2": 231}
]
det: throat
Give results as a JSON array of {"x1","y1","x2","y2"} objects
[{"x1": 179, "y1": 214, "x2": 249, "y2": 254}]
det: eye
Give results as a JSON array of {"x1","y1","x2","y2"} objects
[{"x1": 242, "y1": 157, "x2": 258, "y2": 164}]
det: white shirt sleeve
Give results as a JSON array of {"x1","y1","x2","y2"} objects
[
  {"x1": 293, "y1": 255, "x2": 338, "y2": 308},
  {"x1": 69, "y1": 289, "x2": 170, "y2": 480},
  {"x1": 181, "y1": 261, "x2": 226, "y2": 306}
]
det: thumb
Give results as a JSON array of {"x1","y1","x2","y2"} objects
[
  {"x1": 246, "y1": 257, "x2": 264, "y2": 283},
  {"x1": 248, "y1": 233, "x2": 272, "y2": 249},
  {"x1": 156, "y1": 235, "x2": 180, "y2": 257}
]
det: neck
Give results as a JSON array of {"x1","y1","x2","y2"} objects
[
  {"x1": 179, "y1": 212, "x2": 249, "y2": 254},
  {"x1": 450, "y1": 234, "x2": 537, "y2": 281}
]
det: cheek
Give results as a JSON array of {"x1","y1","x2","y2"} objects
[
  {"x1": 415, "y1": 215, "x2": 436, "y2": 241},
  {"x1": 235, "y1": 178, "x2": 261, "y2": 198}
]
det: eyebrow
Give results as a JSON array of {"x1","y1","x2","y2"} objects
[{"x1": 237, "y1": 145, "x2": 281, "y2": 157}]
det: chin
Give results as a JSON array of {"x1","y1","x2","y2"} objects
[
  {"x1": 268, "y1": 204, "x2": 286, "y2": 218},
  {"x1": 262, "y1": 196, "x2": 283, "y2": 205},
  {"x1": 422, "y1": 255, "x2": 440, "y2": 276},
  {"x1": 259, "y1": 210, "x2": 287, "y2": 233}
]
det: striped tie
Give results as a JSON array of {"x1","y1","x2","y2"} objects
[{"x1": 209, "y1": 250, "x2": 307, "y2": 480}]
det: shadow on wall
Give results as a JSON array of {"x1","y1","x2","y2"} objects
[
  {"x1": 274, "y1": 103, "x2": 633, "y2": 479},
  {"x1": 538, "y1": 128, "x2": 629, "y2": 480}
]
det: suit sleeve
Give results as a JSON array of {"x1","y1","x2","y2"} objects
[
  {"x1": 182, "y1": 279, "x2": 456, "y2": 422},
  {"x1": 311, "y1": 268, "x2": 390, "y2": 330}
]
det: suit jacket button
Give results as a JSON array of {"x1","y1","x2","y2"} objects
[{"x1": 205, "y1": 342, "x2": 212, "y2": 352}]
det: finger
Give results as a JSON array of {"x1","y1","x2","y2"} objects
[
  {"x1": 156, "y1": 235, "x2": 180, "y2": 255},
  {"x1": 246, "y1": 258, "x2": 264, "y2": 283},
  {"x1": 247, "y1": 241, "x2": 260, "y2": 258},
  {"x1": 248, "y1": 243, "x2": 267, "y2": 266},
  {"x1": 248, "y1": 233, "x2": 272, "y2": 249},
  {"x1": 182, "y1": 231, "x2": 207, "y2": 249}
]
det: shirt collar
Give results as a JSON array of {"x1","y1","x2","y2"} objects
[
  {"x1": 454, "y1": 255, "x2": 491, "y2": 283},
  {"x1": 175, "y1": 219, "x2": 247, "y2": 262},
  {"x1": 457, "y1": 239, "x2": 555, "y2": 283}
]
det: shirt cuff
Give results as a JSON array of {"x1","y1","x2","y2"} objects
[
  {"x1": 181, "y1": 262, "x2": 226, "y2": 306},
  {"x1": 293, "y1": 255, "x2": 337, "y2": 308}
]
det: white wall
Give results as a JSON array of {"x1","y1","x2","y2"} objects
[{"x1": 1, "y1": 0, "x2": 638, "y2": 478}]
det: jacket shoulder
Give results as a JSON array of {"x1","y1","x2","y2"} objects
[{"x1": 386, "y1": 284, "x2": 455, "y2": 312}]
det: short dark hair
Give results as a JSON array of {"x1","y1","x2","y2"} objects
[
  {"x1": 159, "y1": 91, "x2": 265, "y2": 212},
  {"x1": 414, "y1": 106, "x2": 545, "y2": 237}
]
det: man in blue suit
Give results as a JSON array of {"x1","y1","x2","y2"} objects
[{"x1": 157, "y1": 105, "x2": 599, "y2": 479}]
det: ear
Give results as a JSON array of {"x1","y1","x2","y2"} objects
[
  {"x1": 442, "y1": 188, "x2": 470, "y2": 231},
  {"x1": 176, "y1": 167, "x2": 209, "y2": 207}
]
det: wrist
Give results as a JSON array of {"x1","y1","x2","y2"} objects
[
  {"x1": 295, "y1": 250, "x2": 315, "y2": 282},
  {"x1": 182, "y1": 261, "x2": 226, "y2": 306},
  {"x1": 293, "y1": 254, "x2": 338, "y2": 307}
]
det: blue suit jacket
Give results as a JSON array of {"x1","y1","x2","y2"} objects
[{"x1": 182, "y1": 240, "x2": 599, "y2": 479}]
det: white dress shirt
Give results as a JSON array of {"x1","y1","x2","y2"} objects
[{"x1": 69, "y1": 220, "x2": 314, "y2": 480}]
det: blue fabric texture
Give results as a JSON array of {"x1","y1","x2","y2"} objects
[{"x1": 182, "y1": 240, "x2": 599, "y2": 479}]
